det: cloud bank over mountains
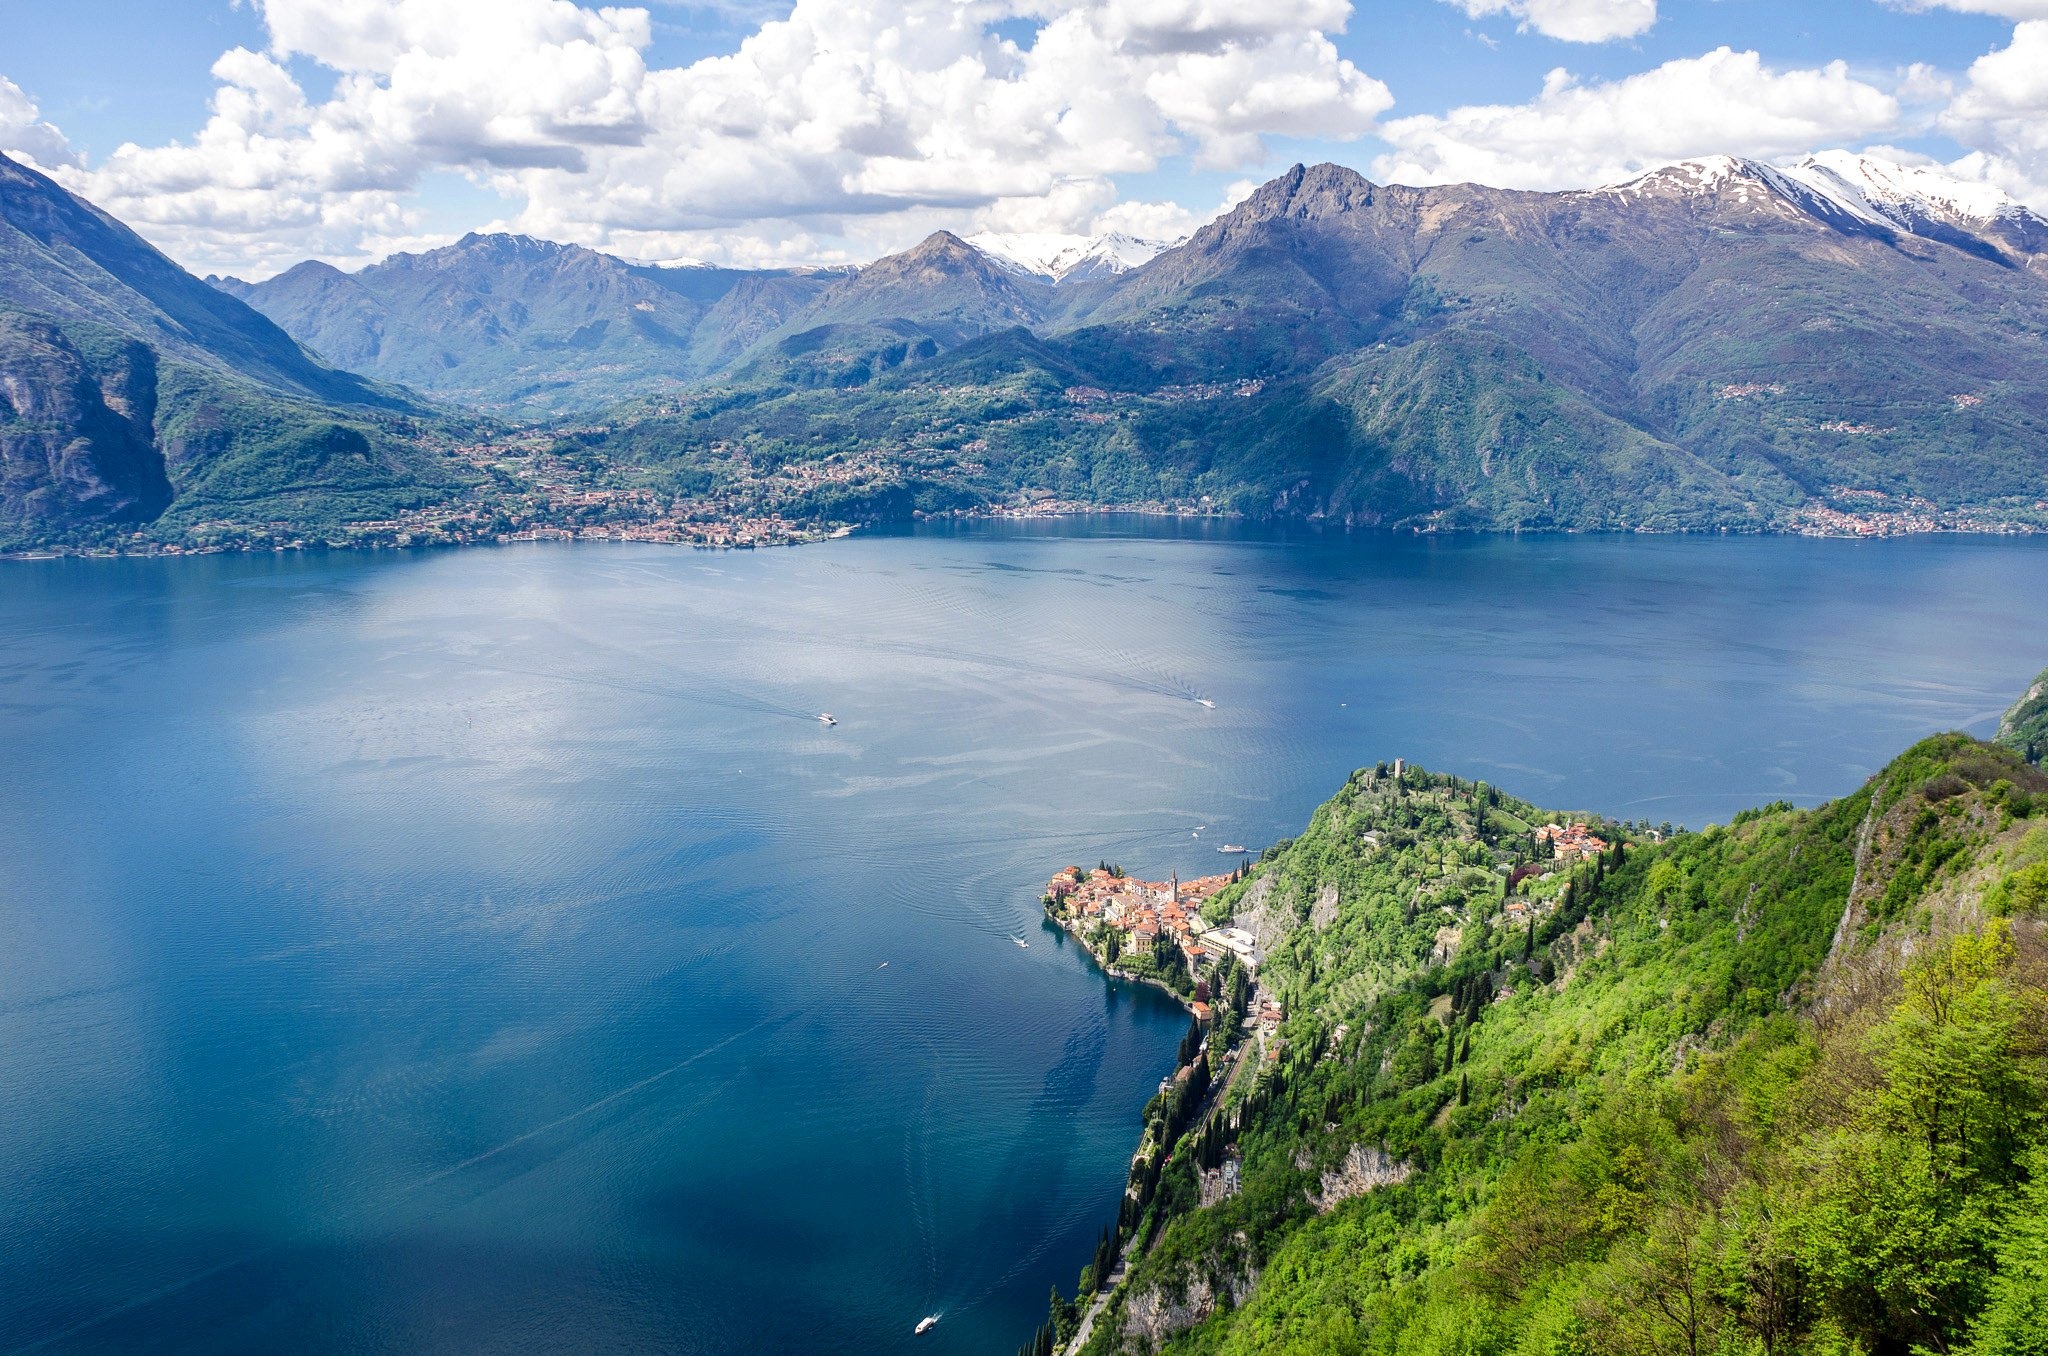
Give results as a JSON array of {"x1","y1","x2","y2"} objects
[{"x1": 4, "y1": 0, "x2": 2047, "y2": 277}]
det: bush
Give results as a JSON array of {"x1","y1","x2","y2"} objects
[{"x1": 1987, "y1": 862, "x2": 2048, "y2": 918}]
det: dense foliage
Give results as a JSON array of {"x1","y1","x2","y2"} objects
[
  {"x1": 2000, "y1": 670, "x2": 2048, "y2": 768},
  {"x1": 0, "y1": 151, "x2": 476, "y2": 546},
  {"x1": 1049, "y1": 733, "x2": 2048, "y2": 1356}
]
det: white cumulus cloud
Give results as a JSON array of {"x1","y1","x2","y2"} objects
[
  {"x1": 41, "y1": 0, "x2": 1389, "y2": 277},
  {"x1": 1443, "y1": 0, "x2": 1657, "y2": 43},
  {"x1": 1373, "y1": 47, "x2": 1901, "y2": 190},
  {"x1": 0, "y1": 76, "x2": 76, "y2": 170},
  {"x1": 1939, "y1": 19, "x2": 2048, "y2": 206},
  {"x1": 1882, "y1": 1, "x2": 2048, "y2": 18}
]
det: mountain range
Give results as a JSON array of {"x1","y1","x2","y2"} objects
[
  {"x1": 208, "y1": 237, "x2": 850, "y2": 416},
  {"x1": 6, "y1": 146, "x2": 2048, "y2": 545},
  {"x1": 964, "y1": 231, "x2": 1180, "y2": 284},
  {"x1": 207, "y1": 228, "x2": 1177, "y2": 414},
  {"x1": 0, "y1": 152, "x2": 470, "y2": 547},
  {"x1": 560, "y1": 151, "x2": 2048, "y2": 532}
]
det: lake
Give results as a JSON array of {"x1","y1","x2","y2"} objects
[{"x1": 3, "y1": 522, "x2": 2045, "y2": 1354}]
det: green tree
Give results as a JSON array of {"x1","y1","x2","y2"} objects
[{"x1": 1960, "y1": 1149, "x2": 2048, "y2": 1355}]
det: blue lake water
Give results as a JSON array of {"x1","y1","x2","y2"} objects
[{"x1": 3, "y1": 522, "x2": 2046, "y2": 1354}]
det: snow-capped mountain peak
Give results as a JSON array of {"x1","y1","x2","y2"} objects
[
  {"x1": 1775, "y1": 150, "x2": 2039, "y2": 229},
  {"x1": 1592, "y1": 151, "x2": 2047, "y2": 260},
  {"x1": 964, "y1": 230, "x2": 1181, "y2": 283},
  {"x1": 1600, "y1": 155, "x2": 1782, "y2": 201}
]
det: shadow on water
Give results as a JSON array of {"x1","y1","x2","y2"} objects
[{"x1": 5, "y1": 525, "x2": 2048, "y2": 1354}]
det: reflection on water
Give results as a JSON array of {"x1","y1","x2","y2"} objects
[{"x1": 2, "y1": 523, "x2": 2045, "y2": 1353}]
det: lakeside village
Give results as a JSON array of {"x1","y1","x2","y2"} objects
[
  {"x1": 1026, "y1": 799, "x2": 1617, "y2": 1356},
  {"x1": 1040, "y1": 816, "x2": 1613, "y2": 1059}
]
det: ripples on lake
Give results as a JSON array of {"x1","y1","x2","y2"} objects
[{"x1": 2, "y1": 522, "x2": 2045, "y2": 1353}]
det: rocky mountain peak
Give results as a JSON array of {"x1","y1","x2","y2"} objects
[{"x1": 1237, "y1": 162, "x2": 1378, "y2": 223}]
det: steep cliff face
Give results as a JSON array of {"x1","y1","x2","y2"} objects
[
  {"x1": 0, "y1": 315, "x2": 170, "y2": 529},
  {"x1": 0, "y1": 151, "x2": 461, "y2": 545}
]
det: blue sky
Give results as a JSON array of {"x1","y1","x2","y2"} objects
[{"x1": 1, "y1": 0, "x2": 2042, "y2": 277}]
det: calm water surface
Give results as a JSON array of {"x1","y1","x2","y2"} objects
[{"x1": 3, "y1": 523, "x2": 2046, "y2": 1354}]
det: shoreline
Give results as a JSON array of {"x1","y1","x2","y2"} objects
[
  {"x1": 1037, "y1": 861, "x2": 1272, "y2": 1356},
  {"x1": 1044, "y1": 907, "x2": 1203, "y2": 1017},
  {"x1": 10, "y1": 505, "x2": 2048, "y2": 562},
  {"x1": 0, "y1": 522, "x2": 857, "y2": 564}
]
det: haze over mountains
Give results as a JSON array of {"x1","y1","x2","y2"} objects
[
  {"x1": 209, "y1": 238, "x2": 850, "y2": 415},
  {"x1": 5, "y1": 145, "x2": 2048, "y2": 545},
  {"x1": 209, "y1": 227, "x2": 1179, "y2": 414}
]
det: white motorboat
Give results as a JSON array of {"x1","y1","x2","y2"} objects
[
  {"x1": 915, "y1": 1315, "x2": 939, "y2": 1335},
  {"x1": 1221, "y1": 844, "x2": 1246, "y2": 853},
  {"x1": 818, "y1": 713, "x2": 837, "y2": 725}
]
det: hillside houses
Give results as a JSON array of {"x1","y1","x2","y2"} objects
[
  {"x1": 1533, "y1": 822, "x2": 1609, "y2": 862},
  {"x1": 1043, "y1": 866, "x2": 1243, "y2": 976}
]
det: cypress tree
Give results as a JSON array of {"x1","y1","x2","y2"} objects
[
  {"x1": 1458, "y1": 1071, "x2": 1469, "y2": 1105},
  {"x1": 1523, "y1": 920, "x2": 1535, "y2": 961}
]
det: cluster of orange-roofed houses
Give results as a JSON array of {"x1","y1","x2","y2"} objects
[
  {"x1": 1043, "y1": 866, "x2": 1261, "y2": 981},
  {"x1": 1503, "y1": 822, "x2": 1612, "y2": 923},
  {"x1": 1533, "y1": 822, "x2": 1609, "y2": 862},
  {"x1": 1045, "y1": 864, "x2": 1294, "y2": 1065}
]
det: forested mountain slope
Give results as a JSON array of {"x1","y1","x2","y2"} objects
[
  {"x1": 563, "y1": 156, "x2": 2048, "y2": 532},
  {"x1": 214, "y1": 235, "x2": 846, "y2": 415},
  {"x1": 2001, "y1": 669, "x2": 2048, "y2": 767},
  {"x1": 1042, "y1": 711, "x2": 2048, "y2": 1356},
  {"x1": 0, "y1": 153, "x2": 465, "y2": 546}
]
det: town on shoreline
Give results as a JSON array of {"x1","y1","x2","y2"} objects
[
  {"x1": 1044, "y1": 864, "x2": 1258, "y2": 1016},
  {"x1": 1034, "y1": 790, "x2": 1622, "y2": 1356}
]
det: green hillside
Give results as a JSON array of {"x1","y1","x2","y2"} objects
[
  {"x1": 0, "y1": 152, "x2": 474, "y2": 547},
  {"x1": 1042, "y1": 721, "x2": 2048, "y2": 1356},
  {"x1": 561, "y1": 161, "x2": 2048, "y2": 534},
  {"x1": 2001, "y1": 671, "x2": 2048, "y2": 767}
]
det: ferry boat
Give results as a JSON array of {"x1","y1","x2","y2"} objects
[
  {"x1": 1220, "y1": 844, "x2": 1246, "y2": 854},
  {"x1": 817, "y1": 713, "x2": 837, "y2": 726},
  {"x1": 915, "y1": 1315, "x2": 939, "y2": 1335}
]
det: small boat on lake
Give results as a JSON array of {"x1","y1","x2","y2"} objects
[
  {"x1": 1221, "y1": 844, "x2": 1246, "y2": 853},
  {"x1": 1013, "y1": 937, "x2": 1029, "y2": 949},
  {"x1": 915, "y1": 1315, "x2": 939, "y2": 1335},
  {"x1": 818, "y1": 713, "x2": 837, "y2": 726},
  {"x1": 1197, "y1": 699, "x2": 1216, "y2": 709}
]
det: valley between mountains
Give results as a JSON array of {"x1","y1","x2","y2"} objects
[{"x1": 5, "y1": 147, "x2": 2047, "y2": 553}]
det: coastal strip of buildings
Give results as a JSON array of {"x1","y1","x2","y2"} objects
[{"x1": 1040, "y1": 865, "x2": 1278, "y2": 1030}]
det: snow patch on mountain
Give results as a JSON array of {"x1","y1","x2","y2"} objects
[
  {"x1": 1598, "y1": 155, "x2": 1786, "y2": 204},
  {"x1": 1776, "y1": 151, "x2": 2040, "y2": 229},
  {"x1": 964, "y1": 231, "x2": 1180, "y2": 283},
  {"x1": 1592, "y1": 152, "x2": 2047, "y2": 254}
]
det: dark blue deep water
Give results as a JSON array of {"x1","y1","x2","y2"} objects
[{"x1": 4, "y1": 522, "x2": 2047, "y2": 1354}]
